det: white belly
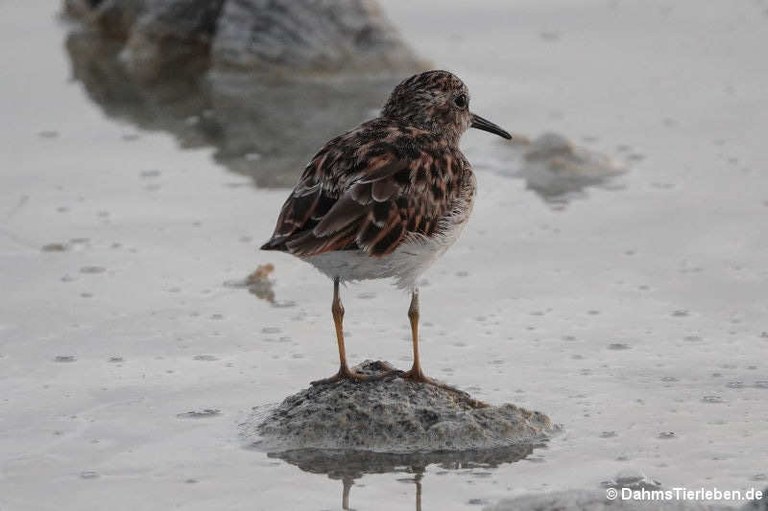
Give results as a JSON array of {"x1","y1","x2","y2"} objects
[
  {"x1": 303, "y1": 237, "x2": 446, "y2": 290},
  {"x1": 303, "y1": 214, "x2": 470, "y2": 290},
  {"x1": 302, "y1": 176, "x2": 475, "y2": 290}
]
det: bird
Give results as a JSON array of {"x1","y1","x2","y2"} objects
[{"x1": 261, "y1": 70, "x2": 512, "y2": 386}]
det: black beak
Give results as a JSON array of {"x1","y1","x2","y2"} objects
[{"x1": 471, "y1": 113, "x2": 512, "y2": 140}]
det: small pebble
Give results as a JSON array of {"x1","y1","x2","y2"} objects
[
  {"x1": 177, "y1": 409, "x2": 221, "y2": 419},
  {"x1": 41, "y1": 243, "x2": 68, "y2": 252},
  {"x1": 80, "y1": 266, "x2": 106, "y2": 274}
]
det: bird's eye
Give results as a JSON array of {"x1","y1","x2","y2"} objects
[{"x1": 453, "y1": 94, "x2": 468, "y2": 108}]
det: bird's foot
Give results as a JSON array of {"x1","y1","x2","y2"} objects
[
  {"x1": 400, "y1": 367, "x2": 448, "y2": 388},
  {"x1": 400, "y1": 367, "x2": 489, "y2": 407},
  {"x1": 310, "y1": 363, "x2": 400, "y2": 386},
  {"x1": 310, "y1": 367, "x2": 367, "y2": 386}
]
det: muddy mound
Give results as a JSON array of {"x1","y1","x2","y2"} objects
[{"x1": 246, "y1": 360, "x2": 556, "y2": 453}]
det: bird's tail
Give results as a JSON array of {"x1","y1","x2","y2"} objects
[{"x1": 260, "y1": 237, "x2": 286, "y2": 251}]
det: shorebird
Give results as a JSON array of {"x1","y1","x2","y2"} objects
[{"x1": 262, "y1": 70, "x2": 511, "y2": 385}]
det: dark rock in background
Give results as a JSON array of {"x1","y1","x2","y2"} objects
[
  {"x1": 63, "y1": 0, "x2": 424, "y2": 80},
  {"x1": 213, "y1": 0, "x2": 425, "y2": 75},
  {"x1": 62, "y1": 0, "x2": 426, "y2": 187},
  {"x1": 64, "y1": 0, "x2": 147, "y2": 39},
  {"x1": 123, "y1": 0, "x2": 225, "y2": 82},
  {"x1": 64, "y1": 0, "x2": 222, "y2": 82}
]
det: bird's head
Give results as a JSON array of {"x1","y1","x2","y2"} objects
[{"x1": 382, "y1": 70, "x2": 512, "y2": 144}]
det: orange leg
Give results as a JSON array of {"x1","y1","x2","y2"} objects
[
  {"x1": 402, "y1": 289, "x2": 429, "y2": 381},
  {"x1": 401, "y1": 289, "x2": 475, "y2": 398},
  {"x1": 311, "y1": 278, "x2": 369, "y2": 385}
]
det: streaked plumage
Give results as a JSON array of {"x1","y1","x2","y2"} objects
[{"x1": 261, "y1": 70, "x2": 511, "y2": 384}]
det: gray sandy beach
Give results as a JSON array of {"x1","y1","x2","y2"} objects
[{"x1": 1, "y1": 1, "x2": 767, "y2": 510}]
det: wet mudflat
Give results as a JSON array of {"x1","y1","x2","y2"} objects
[{"x1": 1, "y1": 1, "x2": 767, "y2": 510}]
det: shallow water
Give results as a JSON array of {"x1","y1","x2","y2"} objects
[{"x1": 1, "y1": 1, "x2": 767, "y2": 510}]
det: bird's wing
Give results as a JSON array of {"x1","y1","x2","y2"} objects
[{"x1": 262, "y1": 132, "x2": 462, "y2": 258}]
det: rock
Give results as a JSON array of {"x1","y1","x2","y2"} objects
[
  {"x1": 742, "y1": 487, "x2": 768, "y2": 510},
  {"x1": 488, "y1": 478, "x2": 767, "y2": 511},
  {"x1": 61, "y1": 0, "x2": 425, "y2": 80},
  {"x1": 246, "y1": 360, "x2": 556, "y2": 453},
  {"x1": 123, "y1": 0, "x2": 226, "y2": 83},
  {"x1": 64, "y1": 0, "x2": 147, "y2": 39},
  {"x1": 212, "y1": 0, "x2": 424, "y2": 76},
  {"x1": 601, "y1": 469, "x2": 663, "y2": 492},
  {"x1": 65, "y1": 0, "x2": 224, "y2": 83},
  {"x1": 485, "y1": 490, "x2": 734, "y2": 511}
]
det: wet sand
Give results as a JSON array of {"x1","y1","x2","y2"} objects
[{"x1": 1, "y1": 1, "x2": 767, "y2": 510}]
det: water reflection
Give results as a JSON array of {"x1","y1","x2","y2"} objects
[
  {"x1": 65, "y1": 30, "x2": 401, "y2": 188},
  {"x1": 223, "y1": 264, "x2": 277, "y2": 304},
  {"x1": 66, "y1": 31, "x2": 625, "y2": 204},
  {"x1": 518, "y1": 133, "x2": 626, "y2": 208},
  {"x1": 264, "y1": 445, "x2": 538, "y2": 510},
  {"x1": 477, "y1": 133, "x2": 627, "y2": 209},
  {"x1": 65, "y1": 31, "x2": 214, "y2": 147}
]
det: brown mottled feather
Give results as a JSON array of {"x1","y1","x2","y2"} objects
[{"x1": 261, "y1": 119, "x2": 472, "y2": 258}]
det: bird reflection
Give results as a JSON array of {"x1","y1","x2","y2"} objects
[{"x1": 263, "y1": 445, "x2": 538, "y2": 510}]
